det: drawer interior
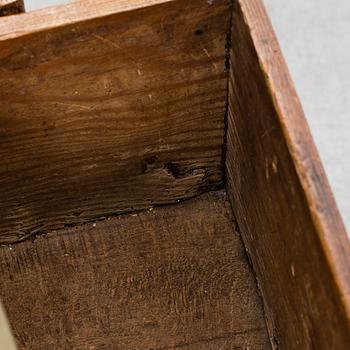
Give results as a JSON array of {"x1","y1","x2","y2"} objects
[
  {"x1": 0, "y1": 0, "x2": 349, "y2": 349},
  {"x1": 0, "y1": 1, "x2": 271, "y2": 348},
  {"x1": 0, "y1": 0, "x2": 228, "y2": 243}
]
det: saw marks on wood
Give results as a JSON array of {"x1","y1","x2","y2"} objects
[
  {"x1": 0, "y1": 0, "x2": 231, "y2": 243},
  {"x1": 0, "y1": 191, "x2": 270, "y2": 350}
]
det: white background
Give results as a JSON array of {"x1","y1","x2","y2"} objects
[
  {"x1": 25, "y1": 0, "x2": 350, "y2": 234},
  {"x1": 264, "y1": 0, "x2": 350, "y2": 234}
]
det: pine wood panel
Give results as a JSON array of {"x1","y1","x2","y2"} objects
[
  {"x1": 0, "y1": 191, "x2": 270, "y2": 350},
  {"x1": 0, "y1": 0, "x2": 231, "y2": 243},
  {"x1": 226, "y1": 1, "x2": 350, "y2": 349}
]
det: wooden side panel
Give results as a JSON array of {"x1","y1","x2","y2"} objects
[
  {"x1": 226, "y1": 0, "x2": 350, "y2": 348},
  {"x1": 0, "y1": 0, "x2": 24, "y2": 16},
  {"x1": 0, "y1": 0, "x2": 231, "y2": 243},
  {"x1": 0, "y1": 191, "x2": 271, "y2": 350}
]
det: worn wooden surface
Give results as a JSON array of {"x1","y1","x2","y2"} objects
[
  {"x1": 226, "y1": 0, "x2": 350, "y2": 349},
  {"x1": 0, "y1": 191, "x2": 270, "y2": 350},
  {"x1": 0, "y1": 0, "x2": 231, "y2": 243},
  {"x1": 0, "y1": 0, "x2": 172, "y2": 40},
  {"x1": 0, "y1": 0, "x2": 24, "y2": 16}
]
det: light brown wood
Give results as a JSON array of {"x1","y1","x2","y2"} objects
[
  {"x1": 0, "y1": 0, "x2": 172, "y2": 40},
  {"x1": 0, "y1": 191, "x2": 271, "y2": 350},
  {"x1": 0, "y1": 0, "x2": 24, "y2": 16},
  {"x1": 226, "y1": 0, "x2": 350, "y2": 349},
  {"x1": 0, "y1": 0, "x2": 231, "y2": 243}
]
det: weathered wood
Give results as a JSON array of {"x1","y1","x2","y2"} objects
[
  {"x1": 0, "y1": 191, "x2": 271, "y2": 350},
  {"x1": 1, "y1": 0, "x2": 348, "y2": 347},
  {"x1": 0, "y1": 0, "x2": 24, "y2": 16},
  {"x1": 226, "y1": 0, "x2": 350, "y2": 349},
  {"x1": 0, "y1": 0, "x2": 231, "y2": 243},
  {"x1": 0, "y1": 0, "x2": 171, "y2": 40}
]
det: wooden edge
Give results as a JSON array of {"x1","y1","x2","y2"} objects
[
  {"x1": 0, "y1": 0, "x2": 173, "y2": 40},
  {"x1": 0, "y1": 0, "x2": 24, "y2": 16},
  {"x1": 226, "y1": 0, "x2": 350, "y2": 347},
  {"x1": 238, "y1": 0, "x2": 350, "y2": 304}
]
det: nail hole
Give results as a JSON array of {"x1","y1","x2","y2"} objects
[
  {"x1": 194, "y1": 28, "x2": 205, "y2": 36},
  {"x1": 164, "y1": 162, "x2": 181, "y2": 179}
]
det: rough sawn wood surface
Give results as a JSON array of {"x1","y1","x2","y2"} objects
[{"x1": 0, "y1": 191, "x2": 271, "y2": 350}]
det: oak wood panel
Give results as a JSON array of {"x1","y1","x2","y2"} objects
[
  {"x1": 0, "y1": 191, "x2": 271, "y2": 350},
  {"x1": 0, "y1": 0, "x2": 24, "y2": 16},
  {"x1": 0, "y1": 0, "x2": 231, "y2": 243},
  {"x1": 226, "y1": 0, "x2": 350, "y2": 349}
]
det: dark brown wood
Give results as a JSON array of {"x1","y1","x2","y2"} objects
[
  {"x1": 0, "y1": 0, "x2": 171, "y2": 40},
  {"x1": 1, "y1": 0, "x2": 349, "y2": 347},
  {"x1": 0, "y1": 0, "x2": 231, "y2": 243},
  {"x1": 226, "y1": 0, "x2": 350, "y2": 349},
  {"x1": 0, "y1": 191, "x2": 271, "y2": 350},
  {"x1": 0, "y1": 0, "x2": 24, "y2": 16}
]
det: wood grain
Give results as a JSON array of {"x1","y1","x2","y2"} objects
[
  {"x1": 0, "y1": 0, "x2": 24, "y2": 16},
  {"x1": 226, "y1": 0, "x2": 350, "y2": 349},
  {"x1": 0, "y1": 0, "x2": 231, "y2": 243},
  {"x1": 0, "y1": 191, "x2": 271, "y2": 350},
  {"x1": 0, "y1": 0, "x2": 172, "y2": 40}
]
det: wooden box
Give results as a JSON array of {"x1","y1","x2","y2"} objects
[{"x1": 0, "y1": 0, "x2": 349, "y2": 349}]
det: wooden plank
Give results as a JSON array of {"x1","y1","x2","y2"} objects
[
  {"x1": 0, "y1": 191, "x2": 271, "y2": 350},
  {"x1": 0, "y1": 0, "x2": 171, "y2": 40},
  {"x1": 226, "y1": 0, "x2": 350, "y2": 349},
  {"x1": 0, "y1": 0, "x2": 24, "y2": 16},
  {"x1": 0, "y1": 0, "x2": 231, "y2": 243}
]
